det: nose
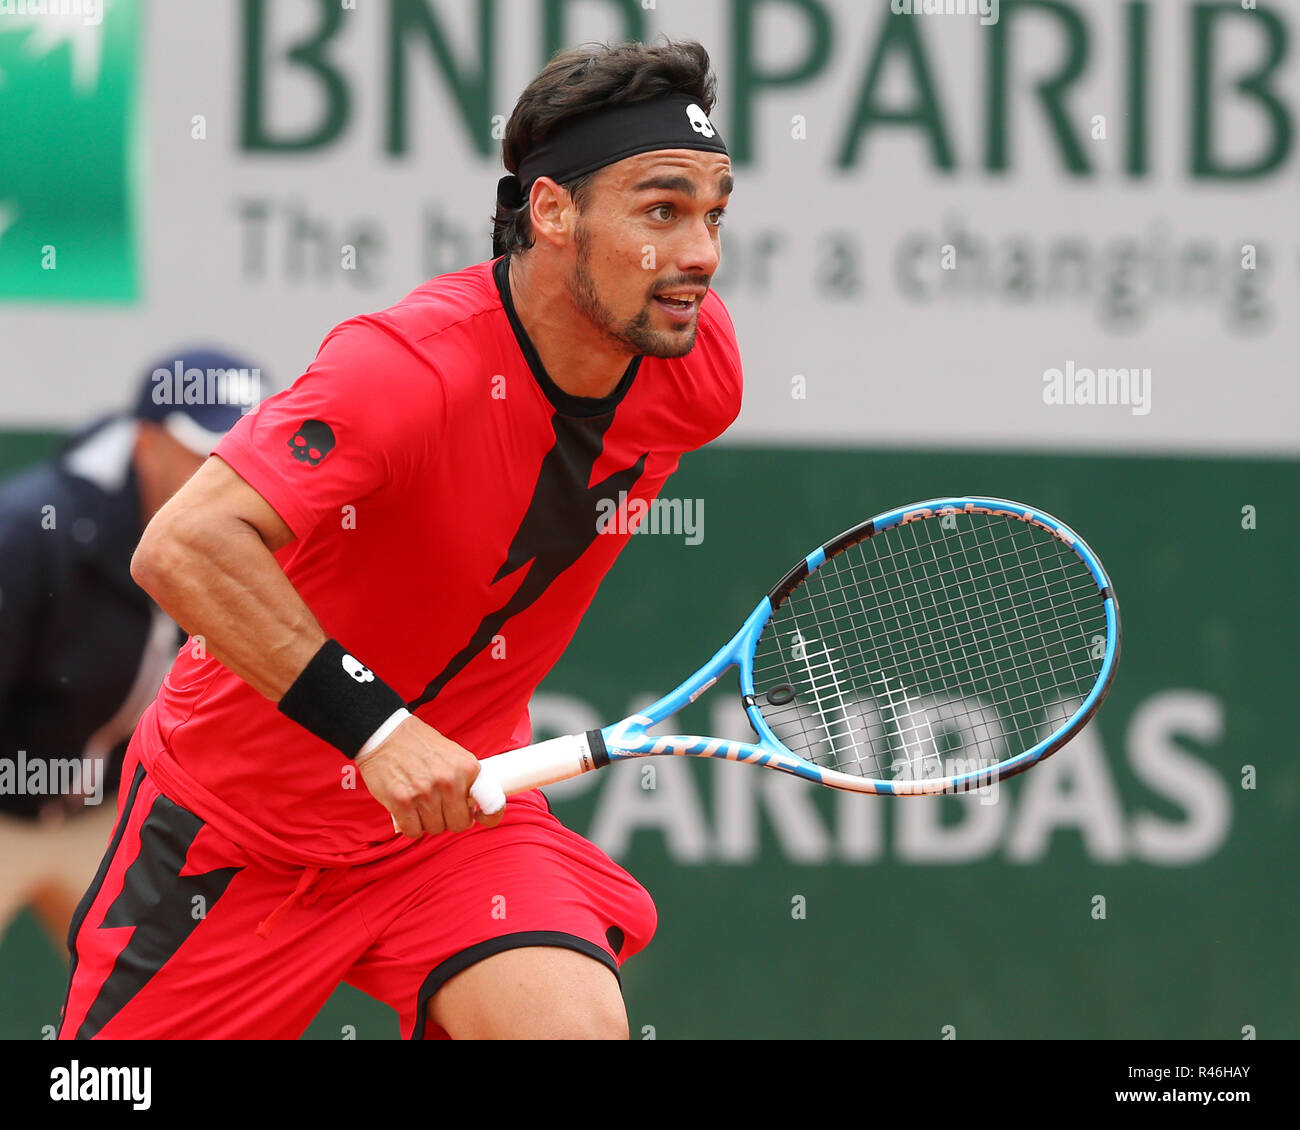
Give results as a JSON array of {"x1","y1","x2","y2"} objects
[{"x1": 675, "y1": 214, "x2": 721, "y2": 279}]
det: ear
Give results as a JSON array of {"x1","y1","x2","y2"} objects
[{"x1": 527, "y1": 177, "x2": 577, "y2": 248}]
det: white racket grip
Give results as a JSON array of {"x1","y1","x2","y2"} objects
[{"x1": 470, "y1": 731, "x2": 605, "y2": 815}]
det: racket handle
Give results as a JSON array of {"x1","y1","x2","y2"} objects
[{"x1": 470, "y1": 732, "x2": 605, "y2": 815}]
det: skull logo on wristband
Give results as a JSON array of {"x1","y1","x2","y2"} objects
[{"x1": 342, "y1": 654, "x2": 375, "y2": 683}]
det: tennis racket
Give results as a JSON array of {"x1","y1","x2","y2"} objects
[{"x1": 468, "y1": 496, "x2": 1120, "y2": 813}]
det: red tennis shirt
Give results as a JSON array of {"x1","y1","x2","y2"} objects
[{"x1": 136, "y1": 257, "x2": 742, "y2": 865}]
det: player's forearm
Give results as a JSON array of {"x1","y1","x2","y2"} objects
[{"x1": 131, "y1": 507, "x2": 324, "y2": 702}]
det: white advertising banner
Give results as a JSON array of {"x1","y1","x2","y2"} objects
[{"x1": 1, "y1": 0, "x2": 1296, "y2": 455}]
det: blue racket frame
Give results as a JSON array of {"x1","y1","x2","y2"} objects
[{"x1": 597, "y1": 497, "x2": 1121, "y2": 796}]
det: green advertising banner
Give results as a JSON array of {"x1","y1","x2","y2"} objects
[
  {"x1": 0, "y1": 0, "x2": 140, "y2": 302},
  {"x1": 0, "y1": 436, "x2": 1294, "y2": 1039},
  {"x1": 528, "y1": 446, "x2": 1298, "y2": 1040}
]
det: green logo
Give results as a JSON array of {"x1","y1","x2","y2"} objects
[{"x1": 0, "y1": 0, "x2": 140, "y2": 302}]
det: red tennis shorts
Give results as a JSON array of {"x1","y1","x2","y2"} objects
[{"x1": 58, "y1": 745, "x2": 657, "y2": 1039}]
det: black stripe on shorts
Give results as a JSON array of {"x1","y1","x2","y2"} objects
[
  {"x1": 72, "y1": 785, "x2": 242, "y2": 1039},
  {"x1": 411, "y1": 930, "x2": 621, "y2": 1040},
  {"x1": 59, "y1": 761, "x2": 148, "y2": 1030}
]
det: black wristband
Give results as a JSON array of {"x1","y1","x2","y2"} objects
[{"x1": 278, "y1": 639, "x2": 407, "y2": 758}]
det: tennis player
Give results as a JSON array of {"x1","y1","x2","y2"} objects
[{"x1": 59, "y1": 39, "x2": 741, "y2": 1040}]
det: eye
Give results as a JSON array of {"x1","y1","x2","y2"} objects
[
  {"x1": 650, "y1": 204, "x2": 675, "y2": 222},
  {"x1": 708, "y1": 208, "x2": 727, "y2": 227}
]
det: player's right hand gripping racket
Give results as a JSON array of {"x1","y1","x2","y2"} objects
[{"x1": 469, "y1": 497, "x2": 1120, "y2": 812}]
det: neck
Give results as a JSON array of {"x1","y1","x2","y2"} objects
[{"x1": 507, "y1": 254, "x2": 635, "y2": 400}]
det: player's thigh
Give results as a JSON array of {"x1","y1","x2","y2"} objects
[{"x1": 429, "y1": 945, "x2": 629, "y2": 1040}]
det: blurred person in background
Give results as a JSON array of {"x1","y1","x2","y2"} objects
[{"x1": 0, "y1": 348, "x2": 265, "y2": 948}]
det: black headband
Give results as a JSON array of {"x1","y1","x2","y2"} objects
[{"x1": 494, "y1": 93, "x2": 728, "y2": 256}]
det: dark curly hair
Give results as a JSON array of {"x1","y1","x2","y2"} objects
[{"x1": 492, "y1": 39, "x2": 718, "y2": 258}]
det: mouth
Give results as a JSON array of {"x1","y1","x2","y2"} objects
[{"x1": 653, "y1": 290, "x2": 704, "y2": 324}]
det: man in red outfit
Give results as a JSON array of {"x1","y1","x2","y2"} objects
[{"x1": 60, "y1": 39, "x2": 741, "y2": 1040}]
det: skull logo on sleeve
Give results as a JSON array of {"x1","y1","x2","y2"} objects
[{"x1": 288, "y1": 420, "x2": 336, "y2": 466}]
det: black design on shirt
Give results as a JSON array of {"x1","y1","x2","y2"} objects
[{"x1": 408, "y1": 411, "x2": 647, "y2": 710}]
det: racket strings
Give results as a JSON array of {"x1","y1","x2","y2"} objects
[
  {"x1": 784, "y1": 557, "x2": 1103, "y2": 697},
  {"x1": 859, "y1": 515, "x2": 1100, "y2": 769},
  {"x1": 751, "y1": 513, "x2": 1108, "y2": 780}
]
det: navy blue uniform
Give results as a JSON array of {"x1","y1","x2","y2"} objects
[{"x1": 0, "y1": 418, "x2": 179, "y2": 819}]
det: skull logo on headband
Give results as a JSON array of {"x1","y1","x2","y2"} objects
[{"x1": 686, "y1": 103, "x2": 716, "y2": 139}]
